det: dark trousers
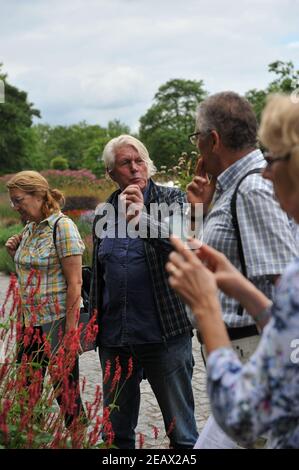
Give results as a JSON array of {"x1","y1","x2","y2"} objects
[
  {"x1": 99, "y1": 334, "x2": 198, "y2": 449},
  {"x1": 17, "y1": 324, "x2": 85, "y2": 427}
]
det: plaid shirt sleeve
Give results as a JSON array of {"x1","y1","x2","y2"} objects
[
  {"x1": 237, "y1": 177, "x2": 298, "y2": 277},
  {"x1": 55, "y1": 217, "x2": 85, "y2": 259}
]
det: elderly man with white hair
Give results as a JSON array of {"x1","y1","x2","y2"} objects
[{"x1": 89, "y1": 135, "x2": 198, "y2": 449}]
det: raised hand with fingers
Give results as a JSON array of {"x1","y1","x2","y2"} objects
[
  {"x1": 187, "y1": 158, "x2": 216, "y2": 214},
  {"x1": 120, "y1": 184, "x2": 144, "y2": 222},
  {"x1": 190, "y1": 240, "x2": 243, "y2": 298},
  {"x1": 185, "y1": 238, "x2": 272, "y2": 325},
  {"x1": 5, "y1": 233, "x2": 22, "y2": 258},
  {"x1": 166, "y1": 236, "x2": 219, "y2": 318}
]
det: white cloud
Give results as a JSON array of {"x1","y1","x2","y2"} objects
[
  {"x1": 287, "y1": 41, "x2": 299, "y2": 49},
  {"x1": 1, "y1": 0, "x2": 299, "y2": 128}
]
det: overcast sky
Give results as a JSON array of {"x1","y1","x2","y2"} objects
[{"x1": 1, "y1": 0, "x2": 299, "y2": 131}]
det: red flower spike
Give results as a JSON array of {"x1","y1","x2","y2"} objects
[
  {"x1": 126, "y1": 356, "x2": 133, "y2": 381},
  {"x1": 103, "y1": 360, "x2": 111, "y2": 384},
  {"x1": 138, "y1": 432, "x2": 145, "y2": 449}
]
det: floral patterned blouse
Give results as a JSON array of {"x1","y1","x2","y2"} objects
[{"x1": 207, "y1": 257, "x2": 299, "y2": 448}]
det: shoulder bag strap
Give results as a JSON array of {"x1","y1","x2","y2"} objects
[
  {"x1": 52, "y1": 215, "x2": 67, "y2": 252},
  {"x1": 230, "y1": 168, "x2": 262, "y2": 315}
]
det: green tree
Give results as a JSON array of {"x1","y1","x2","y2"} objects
[
  {"x1": 82, "y1": 134, "x2": 108, "y2": 177},
  {"x1": 26, "y1": 124, "x2": 53, "y2": 170},
  {"x1": 82, "y1": 119, "x2": 131, "y2": 176},
  {"x1": 246, "y1": 61, "x2": 299, "y2": 122},
  {"x1": 32, "y1": 122, "x2": 106, "y2": 170},
  {"x1": 32, "y1": 120, "x2": 131, "y2": 172},
  {"x1": 0, "y1": 64, "x2": 40, "y2": 174},
  {"x1": 50, "y1": 156, "x2": 69, "y2": 170},
  {"x1": 139, "y1": 79, "x2": 208, "y2": 169},
  {"x1": 107, "y1": 119, "x2": 130, "y2": 138}
]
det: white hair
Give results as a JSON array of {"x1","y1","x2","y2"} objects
[{"x1": 102, "y1": 135, "x2": 157, "y2": 177}]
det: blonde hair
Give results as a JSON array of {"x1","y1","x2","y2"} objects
[
  {"x1": 6, "y1": 171, "x2": 65, "y2": 218},
  {"x1": 102, "y1": 134, "x2": 157, "y2": 177},
  {"x1": 259, "y1": 94, "x2": 299, "y2": 183}
]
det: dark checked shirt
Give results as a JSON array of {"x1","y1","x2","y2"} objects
[{"x1": 90, "y1": 179, "x2": 192, "y2": 344}]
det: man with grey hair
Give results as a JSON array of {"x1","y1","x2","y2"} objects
[
  {"x1": 89, "y1": 135, "x2": 198, "y2": 449},
  {"x1": 187, "y1": 91, "x2": 298, "y2": 361}
]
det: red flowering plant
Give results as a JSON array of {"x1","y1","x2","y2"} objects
[
  {"x1": 102, "y1": 355, "x2": 133, "y2": 415},
  {"x1": 0, "y1": 272, "x2": 179, "y2": 449},
  {"x1": 0, "y1": 272, "x2": 117, "y2": 449},
  {"x1": 101, "y1": 356, "x2": 178, "y2": 449}
]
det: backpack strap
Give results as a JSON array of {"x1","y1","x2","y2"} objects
[
  {"x1": 53, "y1": 215, "x2": 67, "y2": 252},
  {"x1": 230, "y1": 168, "x2": 263, "y2": 315}
]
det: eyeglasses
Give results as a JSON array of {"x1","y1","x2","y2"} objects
[
  {"x1": 189, "y1": 130, "x2": 211, "y2": 146},
  {"x1": 10, "y1": 197, "x2": 26, "y2": 208},
  {"x1": 264, "y1": 152, "x2": 291, "y2": 167},
  {"x1": 189, "y1": 132, "x2": 202, "y2": 146}
]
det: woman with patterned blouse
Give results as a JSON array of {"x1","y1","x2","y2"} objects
[
  {"x1": 166, "y1": 94, "x2": 299, "y2": 448},
  {"x1": 5, "y1": 171, "x2": 86, "y2": 426}
]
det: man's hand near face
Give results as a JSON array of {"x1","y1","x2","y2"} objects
[
  {"x1": 121, "y1": 184, "x2": 144, "y2": 222},
  {"x1": 187, "y1": 158, "x2": 216, "y2": 215}
]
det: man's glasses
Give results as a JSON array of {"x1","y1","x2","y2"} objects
[
  {"x1": 189, "y1": 132, "x2": 202, "y2": 146},
  {"x1": 189, "y1": 129, "x2": 211, "y2": 146},
  {"x1": 264, "y1": 152, "x2": 291, "y2": 167}
]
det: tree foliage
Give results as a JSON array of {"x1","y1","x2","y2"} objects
[
  {"x1": 50, "y1": 156, "x2": 69, "y2": 170},
  {"x1": 0, "y1": 65, "x2": 40, "y2": 174},
  {"x1": 33, "y1": 122, "x2": 105, "y2": 170},
  {"x1": 32, "y1": 119, "x2": 131, "y2": 174},
  {"x1": 82, "y1": 119, "x2": 131, "y2": 177},
  {"x1": 139, "y1": 79, "x2": 208, "y2": 169},
  {"x1": 246, "y1": 60, "x2": 299, "y2": 122},
  {"x1": 1, "y1": 61, "x2": 299, "y2": 176}
]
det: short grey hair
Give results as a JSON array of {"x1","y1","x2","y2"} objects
[
  {"x1": 196, "y1": 91, "x2": 258, "y2": 151},
  {"x1": 102, "y1": 135, "x2": 157, "y2": 177}
]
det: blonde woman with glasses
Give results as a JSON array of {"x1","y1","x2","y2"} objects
[{"x1": 5, "y1": 170, "x2": 86, "y2": 427}]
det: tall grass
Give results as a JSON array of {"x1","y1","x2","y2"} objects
[
  {"x1": 0, "y1": 246, "x2": 16, "y2": 273},
  {"x1": 0, "y1": 170, "x2": 114, "y2": 201},
  {"x1": 0, "y1": 224, "x2": 23, "y2": 274},
  {"x1": 0, "y1": 193, "x2": 19, "y2": 221},
  {"x1": 0, "y1": 224, "x2": 23, "y2": 245}
]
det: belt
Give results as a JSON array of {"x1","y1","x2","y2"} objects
[
  {"x1": 196, "y1": 324, "x2": 259, "y2": 344},
  {"x1": 226, "y1": 324, "x2": 259, "y2": 341}
]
